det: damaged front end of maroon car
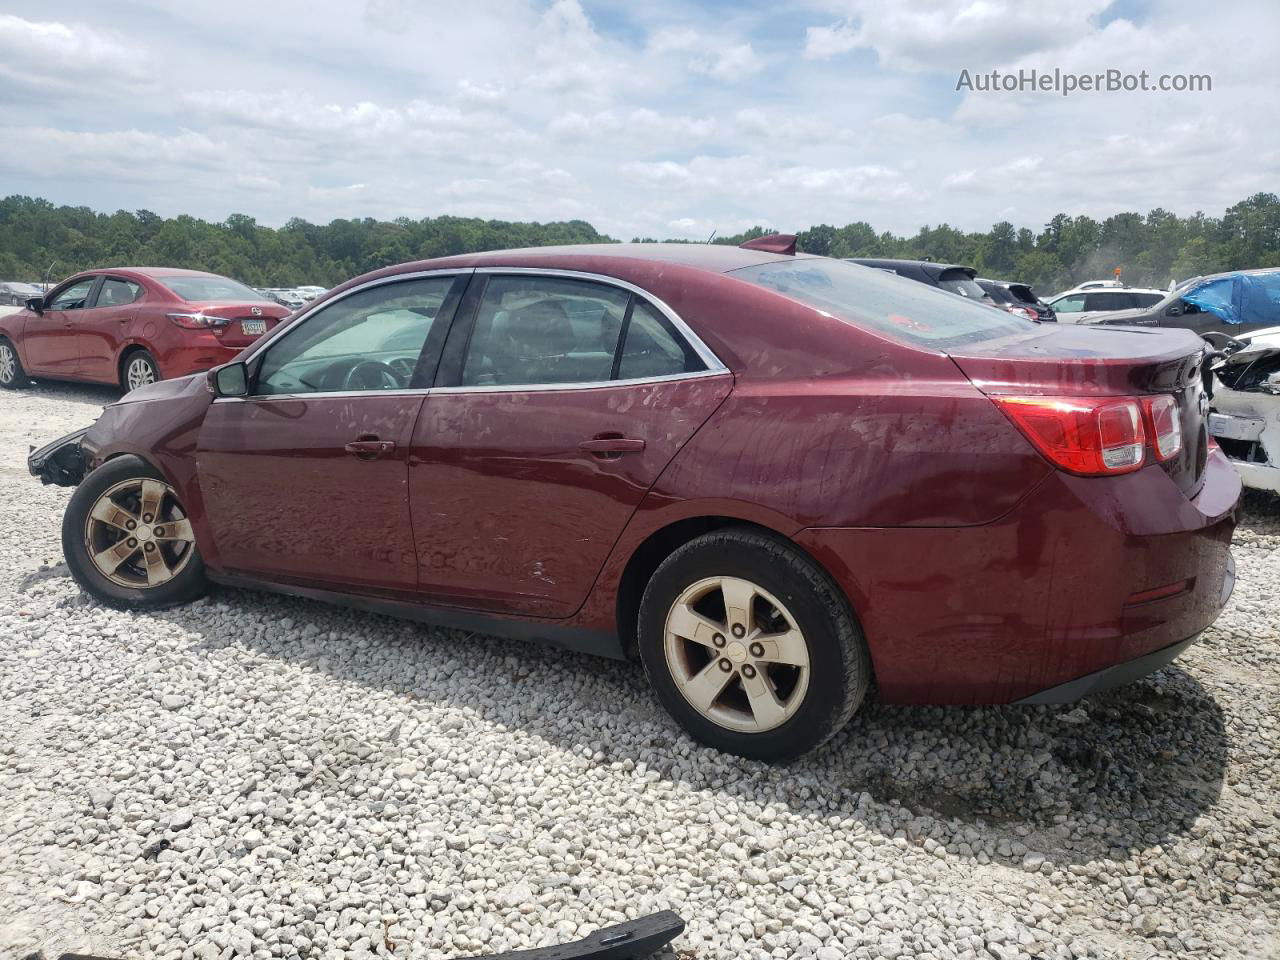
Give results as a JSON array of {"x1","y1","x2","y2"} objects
[{"x1": 28, "y1": 425, "x2": 92, "y2": 487}]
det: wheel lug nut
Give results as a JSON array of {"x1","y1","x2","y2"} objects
[
  {"x1": 712, "y1": 633, "x2": 725, "y2": 648},
  {"x1": 142, "y1": 513, "x2": 153, "y2": 523},
  {"x1": 749, "y1": 642, "x2": 764, "y2": 657},
  {"x1": 718, "y1": 659, "x2": 733, "y2": 673},
  {"x1": 154, "y1": 527, "x2": 164, "y2": 537},
  {"x1": 743, "y1": 664, "x2": 757, "y2": 679},
  {"x1": 126, "y1": 538, "x2": 137, "y2": 548},
  {"x1": 126, "y1": 519, "x2": 136, "y2": 530},
  {"x1": 144, "y1": 542, "x2": 155, "y2": 552},
  {"x1": 732, "y1": 624, "x2": 746, "y2": 638}
]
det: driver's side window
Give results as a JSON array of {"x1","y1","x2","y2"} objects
[{"x1": 254, "y1": 276, "x2": 456, "y2": 396}]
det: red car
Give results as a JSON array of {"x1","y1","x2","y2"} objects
[
  {"x1": 0, "y1": 267, "x2": 291, "y2": 392},
  {"x1": 29, "y1": 239, "x2": 1239, "y2": 761}
]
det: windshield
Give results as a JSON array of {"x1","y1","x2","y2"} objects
[
  {"x1": 937, "y1": 269, "x2": 989, "y2": 301},
  {"x1": 732, "y1": 259, "x2": 1032, "y2": 349},
  {"x1": 158, "y1": 274, "x2": 269, "y2": 302}
]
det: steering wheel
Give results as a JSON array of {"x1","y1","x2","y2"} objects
[
  {"x1": 341, "y1": 359, "x2": 400, "y2": 391},
  {"x1": 388, "y1": 357, "x2": 417, "y2": 384}
]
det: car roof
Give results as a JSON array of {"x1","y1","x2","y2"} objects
[
  {"x1": 1051, "y1": 286, "x2": 1166, "y2": 297},
  {"x1": 413, "y1": 242, "x2": 801, "y2": 275},
  {"x1": 113, "y1": 267, "x2": 228, "y2": 278},
  {"x1": 849, "y1": 257, "x2": 975, "y2": 278}
]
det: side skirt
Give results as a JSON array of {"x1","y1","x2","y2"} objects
[{"x1": 207, "y1": 572, "x2": 627, "y2": 660}]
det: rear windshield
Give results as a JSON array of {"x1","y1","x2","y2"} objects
[
  {"x1": 158, "y1": 275, "x2": 269, "y2": 302},
  {"x1": 979, "y1": 282, "x2": 1014, "y2": 304},
  {"x1": 731, "y1": 259, "x2": 1031, "y2": 348},
  {"x1": 936, "y1": 268, "x2": 989, "y2": 301}
]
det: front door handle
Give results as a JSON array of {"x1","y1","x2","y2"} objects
[
  {"x1": 344, "y1": 438, "x2": 396, "y2": 460},
  {"x1": 579, "y1": 437, "x2": 646, "y2": 456}
]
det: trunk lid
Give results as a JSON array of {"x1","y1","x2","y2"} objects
[
  {"x1": 949, "y1": 324, "x2": 1210, "y2": 497},
  {"x1": 194, "y1": 301, "x2": 292, "y2": 348}
]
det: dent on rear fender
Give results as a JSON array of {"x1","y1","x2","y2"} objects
[{"x1": 649, "y1": 388, "x2": 1052, "y2": 528}]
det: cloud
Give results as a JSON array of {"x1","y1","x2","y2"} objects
[
  {"x1": 648, "y1": 27, "x2": 765, "y2": 80},
  {"x1": 0, "y1": 0, "x2": 1276, "y2": 246},
  {"x1": 803, "y1": 1, "x2": 1112, "y2": 70},
  {"x1": 0, "y1": 14, "x2": 147, "y2": 97}
]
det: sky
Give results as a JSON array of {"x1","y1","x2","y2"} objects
[{"x1": 1, "y1": 0, "x2": 1277, "y2": 240}]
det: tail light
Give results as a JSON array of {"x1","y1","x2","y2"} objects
[
  {"x1": 168, "y1": 312, "x2": 229, "y2": 330},
  {"x1": 1143, "y1": 394, "x2": 1183, "y2": 461},
  {"x1": 994, "y1": 396, "x2": 1146, "y2": 475},
  {"x1": 1004, "y1": 304, "x2": 1038, "y2": 321}
]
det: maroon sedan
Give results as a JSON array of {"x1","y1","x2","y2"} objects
[
  {"x1": 0, "y1": 267, "x2": 290, "y2": 392},
  {"x1": 30, "y1": 239, "x2": 1239, "y2": 760}
]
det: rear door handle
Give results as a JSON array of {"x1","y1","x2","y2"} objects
[
  {"x1": 344, "y1": 439, "x2": 396, "y2": 459},
  {"x1": 579, "y1": 437, "x2": 646, "y2": 456}
]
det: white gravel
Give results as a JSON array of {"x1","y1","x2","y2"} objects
[{"x1": 1, "y1": 380, "x2": 1277, "y2": 960}]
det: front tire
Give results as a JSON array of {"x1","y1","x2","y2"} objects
[
  {"x1": 637, "y1": 528, "x2": 870, "y2": 762},
  {"x1": 63, "y1": 455, "x2": 208, "y2": 610},
  {"x1": 121, "y1": 350, "x2": 160, "y2": 392},
  {"x1": 0, "y1": 338, "x2": 29, "y2": 388}
]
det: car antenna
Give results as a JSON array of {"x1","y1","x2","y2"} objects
[
  {"x1": 43, "y1": 260, "x2": 59, "y2": 292},
  {"x1": 706, "y1": 230, "x2": 717, "y2": 244}
]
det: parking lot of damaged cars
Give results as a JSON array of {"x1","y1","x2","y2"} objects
[{"x1": 0, "y1": 380, "x2": 1277, "y2": 960}]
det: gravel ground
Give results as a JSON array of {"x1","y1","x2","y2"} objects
[{"x1": 0, "y1": 381, "x2": 1277, "y2": 960}]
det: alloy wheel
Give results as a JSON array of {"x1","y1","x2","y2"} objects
[
  {"x1": 83, "y1": 478, "x2": 195, "y2": 588},
  {"x1": 0, "y1": 344, "x2": 15, "y2": 384},
  {"x1": 126, "y1": 357, "x2": 156, "y2": 390},
  {"x1": 663, "y1": 575, "x2": 811, "y2": 733}
]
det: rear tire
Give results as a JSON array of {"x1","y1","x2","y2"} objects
[
  {"x1": 121, "y1": 350, "x2": 160, "y2": 392},
  {"x1": 0, "y1": 338, "x2": 29, "y2": 388},
  {"x1": 637, "y1": 527, "x2": 870, "y2": 762},
  {"x1": 63, "y1": 455, "x2": 208, "y2": 610}
]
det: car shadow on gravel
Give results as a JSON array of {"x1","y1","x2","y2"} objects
[
  {"x1": 143, "y1": 581, "x2": 1229, "y2": 871},
  {"x1": 14, "y1": 379, "x2": 123, "y2": 407}
]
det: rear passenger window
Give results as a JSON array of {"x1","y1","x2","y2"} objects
[
  {"x1": 97, "y1": 279, "x2": 142, "y2": 306},
  {"x1": 618, "y1": 301, "x2": 704, "y2": 380},
  {"x1": 461, "y1": 277, "x2": 630, "y2": 387}
]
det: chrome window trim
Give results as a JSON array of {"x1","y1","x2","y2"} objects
[
  {"x1": 430, "y1": 368, "x2": 727, "y2": 395},
  {"x1": 211, "y1": 369, "x2": 730, "y2": 404},
  {"x1": 221, "y1": 265, "x2": 730, "y2": 401}
]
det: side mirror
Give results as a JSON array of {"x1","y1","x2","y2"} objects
[
  {"x1": 25, "y1": 297, "x2": 43, "y2": 314},
  {"x1": 1166, "y1": 302, "x2": 1183, "y2": 317},
  {"x1": 207, "y1": 361, "x2": 249, "y2": 398}
]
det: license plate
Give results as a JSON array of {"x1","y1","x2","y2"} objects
[
  {"x1": 1208, "y1": 412, "x2": 1263, "y2": 442},
  {"x1": 241, "y1": 319, "x2": 267, "y2": 336}
]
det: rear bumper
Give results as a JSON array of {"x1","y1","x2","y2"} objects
[
  {"x1": 1016, "y1": 554, "x2": 1234, "y2": 703},
  {"x1": 160, "y1": 342, "x2": 246, "y2": 379},
  {"x1": 796, "y1": 447, "x2": 1241, "y2": 704}
]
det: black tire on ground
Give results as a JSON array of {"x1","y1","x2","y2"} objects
[
  {"x1": 63, "y1": 455, "x2": 208, "y2": 610},
  {"x1": 120, "y1": 350, "x2": 160, "y2": 392},
  {"x1": 0, "y1": 338, "x2": 30, "y2": 388},
  {"x1": 637, "y1": 527, "x2": 871, "y2": 763}
]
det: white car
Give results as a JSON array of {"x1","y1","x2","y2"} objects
[
  {"x1": 1047, "y1": 287, "x2": 1166, "y2": 324},
  {"x1": 1208, "y1": 325, "x2": 1280, "y2": 494}
]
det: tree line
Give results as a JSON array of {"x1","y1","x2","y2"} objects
[{"x1": 2, "y1": 192, "x2": 1277, "y2": 296}]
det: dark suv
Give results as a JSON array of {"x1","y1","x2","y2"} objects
[{"x1": 847, "y1": 258, "x2": 992, "y2": 303}]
